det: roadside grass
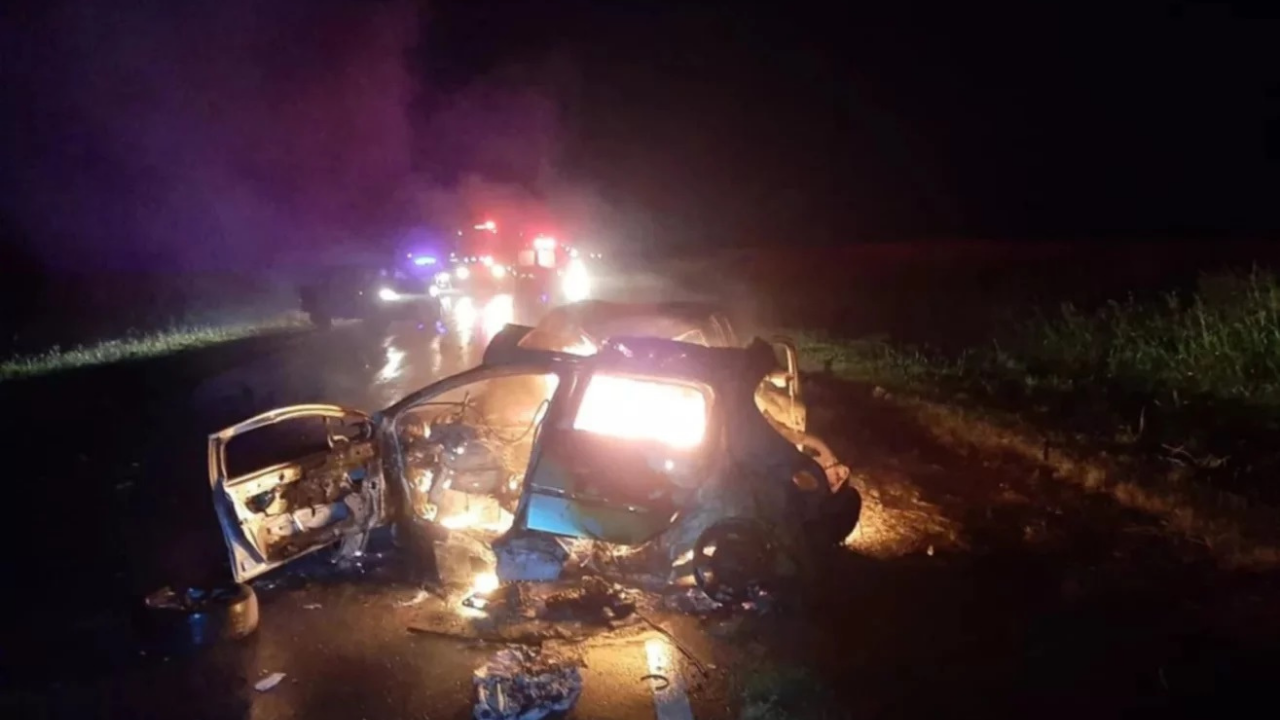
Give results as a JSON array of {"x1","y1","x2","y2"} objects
[
  {"x1": 788, "y1": 269, "x2": 1280, "y2": 566},
  {"x1": 0, "y1": 312, "x2": 310, "y2": 381},
  {"x1": 737, "y1": 664, "x2": 836, "y2": 720}
]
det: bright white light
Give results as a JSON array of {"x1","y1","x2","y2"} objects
[
  {"x1": 377, "y1": 287, "x2": 400, "y2": 302},
  {"x1": 455, "y1": 266, "x2": 471, "y2": 280},
  {"x1": 481, "y1": 255, "x2": 494, "y2": 267},
  {"x1": 472, "y1": 572, "x2": 499, "y2": 595},
  {"x1": 454, "y1": 296, "x2": 477, "y2": 329},
  {"x1": 562, "y1": 258, "x2": 591, "y2": 302},
  {"x1": 376, "y1": 344, "x2": 405, "y2": 383},
  {"x1": 573, "y1": 375, "x2": 707, "y2": 448},
  {"x1": 490, "y1": 264, "x2": 507, "y2": 279},
  {"x1": 562, "y1": 338, "x2": 598, "y2": 356},
  {"x1": 434, "y1": 271, "x2": 450, "y2": 284},
  {"x1": 474, "y1": 220, "x2": 497, "y2": 232},
  {"x1": 533, "y1": 235, "x2": 556, "y2": 251},
  {"x1": 483, "y1": 294, "x2": 514, "y2": 337},
  {"x1": 428, "y1": 285, "x2": 440, "y2": 298}
]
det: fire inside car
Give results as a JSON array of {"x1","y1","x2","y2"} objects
[
  {"x1": 396, "y1": 371, "x2": 561, "y2": 534},
  {"x1": 208, "y1": 323, "x2": 859, "y2": 614}
]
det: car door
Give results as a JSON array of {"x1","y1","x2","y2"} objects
[
  {"x1": 382, "y1": 364, "x2": 564, "y2": 533},
  {"x1": 209, "y1": 405, "x2": 386, "y2": 583},
  {"x1": 514, "y1": 366, "x2": 718, "y2": 545},
  {"x1": 755, "y1": 337, "x2": 807, "y2": 435}
]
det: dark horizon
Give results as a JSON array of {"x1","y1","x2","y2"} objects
[{"x1": 2, "y1": 0, "x2": 1277, "y2": 272}]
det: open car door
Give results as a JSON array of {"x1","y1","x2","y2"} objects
[
  {"x1": 755, "y1": 337, "x2": 806, "y2": 435},
  {"x1": 209, "y1": 405, "x2": 386, "y2": 583},
  {"x1": 514, "y1": 367, "x2": 715, "y2": 546}
]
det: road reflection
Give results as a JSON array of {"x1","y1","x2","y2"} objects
[
  {"x1": 440, "y1": 293, "x2": 516, "y2": 350},
  {"x1": 374, "y1": 339, "x2": 406, "y2": 384}
]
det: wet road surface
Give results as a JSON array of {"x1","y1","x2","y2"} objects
[
  {"x1": 4, "y1": 271, "x2": 1280, "y2": 719},
  {"x1": 3, "y1": 278, "x2": 740, "y2": 720}
]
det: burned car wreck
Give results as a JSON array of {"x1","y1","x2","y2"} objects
[{"x1": 207, "y1": 312, "x2": 860, "y2": 622}]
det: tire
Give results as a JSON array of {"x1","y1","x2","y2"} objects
[
  {"x1": 816, "y1": 483, "x2": 862, "y2": 548},
  {"x1": 137, "y1": 584, "x2": 259, "y2": 650},
  {"x1": 692, "y1": 519, "x2": 778, "y2": 604}
]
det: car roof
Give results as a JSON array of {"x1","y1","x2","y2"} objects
[
  {"x1": 482, "y1": 324, "x2": 772, "y2": 385},
  {"x1": 535, "y1": 300, "x2": 729, "y2": 339}
]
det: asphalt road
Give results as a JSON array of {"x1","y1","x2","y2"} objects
[
  {"x1": 2, "y1": 276, "x2": 742, "y2": 720},
  {"x1": 3, "y1": 270, "x2": 1279, "y2": 719}
]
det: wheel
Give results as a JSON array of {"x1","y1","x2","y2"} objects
[
  {"x1": 692, "y1": 519, "x2": 777, "y2": 604},
  {"x1": 815, "y1": 483, "x2": 862, "y2": 548},
  {"x1": 136, "y1": 584, "x2": 259, "y2": 649}
]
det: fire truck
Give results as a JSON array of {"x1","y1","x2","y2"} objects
[{"x1": 434, "y1": 220, "x2": 594, "y2": 305}]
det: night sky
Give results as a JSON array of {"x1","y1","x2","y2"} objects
[
  {"x1": 425, "y1": 0, "x2": 1279, "y2": 243},
  {"x1": 1, "y1": 0, "x2": 1276, "y2": 270}
]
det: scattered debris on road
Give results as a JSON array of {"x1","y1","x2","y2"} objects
[
  {"x1": 435, "y1": 532, "x2": 499, "y2": 592},
  {"x1": 494, "y1": 534, "x2": 571, "y2": 583},
  {"x1": 473, "y1": 647, "x2": 583, "y2": 720},
  {"x1": 254, "y1": 672, "x2": 287, "y2": 692},
  {"x1": 542, "y1": 575, "x2": 636, "y2": 623},
  {"x1": 396, "y1": 588, "x2": 432, "y2": 607},
  {"x1": 662, "y1": 587, "x2": 720, "y2": 615}
]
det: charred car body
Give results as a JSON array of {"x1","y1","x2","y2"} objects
[{"x1": 208, "y1": 305, "x2": 860, "y2": 615}]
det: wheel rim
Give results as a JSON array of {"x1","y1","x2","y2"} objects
[{"x1": 692, "y1": 521, "x2": 775, "y2": 604}]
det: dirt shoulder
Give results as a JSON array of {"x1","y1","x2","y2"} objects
[{"x1": 729, "y1": 373, "x2": 1280, "y2": 718}]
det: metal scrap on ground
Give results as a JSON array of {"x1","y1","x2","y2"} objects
[
  {"x1": 473, "y1": 647, "x2": 583, "y2": 720},
  {"x1": 253, "y1": 672, "x2": 287, "y2": 692}
]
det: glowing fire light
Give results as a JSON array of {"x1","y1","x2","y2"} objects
[
  {"x1": 461, "y1": 571, "x2": 502, "y2": 612},
  {"x1": 573, "y1": 375, "x2": 707, "y2": 448},
  {"x1": 440, "y1": 512, "x2": 479, "y2": 530},
  {"x1": 436, "y1": 507, "x2": 516, "y2": 532},
  {"x1": 472, "y1": 572, "x2": 499, "y2": 596}
]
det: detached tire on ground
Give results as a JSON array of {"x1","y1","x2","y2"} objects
[
  {"x1": 137, "y1": 584, "x2": 259, "y2": 649},
  {"x1": 816, "y1": 483, "x2": 862, "y2": 548}
]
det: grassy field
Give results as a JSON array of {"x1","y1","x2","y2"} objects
[
  {"x1": 0, "y1": 312, "x2": 310, "y2": 381},
  {"x1": 788, "y1": 268, "x2": 1280, "y2": 564}
]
